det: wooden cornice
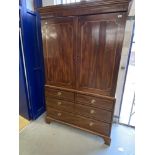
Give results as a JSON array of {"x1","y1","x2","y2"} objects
[{"x1": 38, "y1": 0, "x2": 130, "y2": 18}]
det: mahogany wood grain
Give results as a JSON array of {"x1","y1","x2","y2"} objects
[
  {"x1": 47, "y1": 107, "x2": 75, "y2": 124},
  {"x1": 74, "y1": 114, "x2": 111, "y2": 136},
  {"x1": 45, "y1": 115, "x2": 111, "y2": 145},
  {"x1": 75, "y1": 104, "x2": 112, "y2": 123},
  {"x1": 45, "y1": 85, "x2": 115, "y2": 100},
  {"x1": 45, "y1": 87, "x2": 75, "y2": 102},
  {"x1": 76, "y1": 93, "x2": 115, "y2": 111},
  {"x1": 38, "y1": 0, "x2": 130, "y2": 17},
  {"x1": 47, "y1": 108, "x2": 111, "y2": 136},
  {"x1": 41, "y1": 17, "x2": 76, "y2": 89},
  {"x1": 46, "y1": 98, "x2": 74, "y2": 113},
  {"x1": 39, "y1": 0, "x2": 129, "y2": 146},
  {"x1": 77, "y1": 12, "x2": 127, "y2": 96}
]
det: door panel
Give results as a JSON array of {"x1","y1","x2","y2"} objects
[
  {"x1": 77, "y1": 13, "x2": 126, "y2": 96},
  {"x1": 19, "y1": 35, "x2": 30, "y2": 120},
  {"x1": 20, "y1": 0, "x2": 45, "y2": 119},
  {"x1": 42, "y1": 17, "x2": 76, "y2": 88}
]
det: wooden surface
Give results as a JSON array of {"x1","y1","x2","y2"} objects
[
  {"x1": 38, "y1": 0, "x2": 130, "y2": 17},
  {"x1": 75, "y1": 104, "x2": 112, "y2": 123},
  {"x1": 47, "y1": 108, "x2": 110, "y2": 136},
  {"x1": 45, "y1": 87, "x2": 75, "y2": 101},
  {"x1": 45, "y1": 85, "x2": 116, "y2": 100},
  {"x1": 46, "y1": 98, "x2": 74, "y2": 113},
  {"x1": 76, "y1": 93, "x2": 114, "y2": 111},
  {"x1": 42, "y1": 17, "x2": 76, "y2": 89},
  {"x1": 39, "y1": 0, "x2": 129, "y2": 145},
  {"x1": 77, "y1": 12, "x2": 126, "y2": 96}
]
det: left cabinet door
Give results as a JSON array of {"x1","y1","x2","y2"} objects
[{"x1": 41, "y1": 17, "x2": 76, "y2": 89}]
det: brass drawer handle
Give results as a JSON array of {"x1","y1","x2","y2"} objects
[
  {"x1": 90, "y1": 109, "x2": 95, "y2": 114},
  {"x1": 57, "y1": 101, "x2": 62, "y2": 105},
  {"x1": 89, "y1": 122, "x2": 94, "y2": 127},
  {"x1": 91, "y1": 99, "x2": 96, "y2": 104},
  {"x1": 57, "y1": 92, "x2": 62, "y2": 96},
  {"x1": 57, "y1": 112, "x2": 61, "y2": 116}
]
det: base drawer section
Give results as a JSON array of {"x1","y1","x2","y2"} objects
[{"x1": 47, "y1": 108, "x2": 111, "y2": 136}]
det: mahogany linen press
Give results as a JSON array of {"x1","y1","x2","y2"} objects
[{"x1": 38, "y1": 0, "x2": 131, "y2": 145}]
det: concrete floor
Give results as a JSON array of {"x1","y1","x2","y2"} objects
[{"x1": 19, "y1": 114, "x2": 135, "y2": 155}]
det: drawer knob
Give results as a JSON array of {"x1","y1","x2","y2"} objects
[
  {"x1": 57, "y1": 101, "x2": 62, "y2": 105},
  {"x1": 89, "y1": 122, "x2": 94, "y2": 127},
  {"x1": 90, "y1": 109, "x2": 95, "y2": 114},
  {"x1": 91, "y1": 99, "x2": 96, "y2": 104},
  {"x1": 57, "y1": 92, "x2": 62, "y2": 96},
  {"x1": 57, "y1": 113, "x2": 61, "y2": 116}
]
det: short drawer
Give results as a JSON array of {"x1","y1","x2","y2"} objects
[
  {"x1": 76, "y1": 93, "x2": 115, "y2": 111},
  {"x1": 46, "y1": 98, "x2": 74, "y2": 113},
  {"x1": 45, "y1": 87, "x2": 74, "y2": 101},
  {"x1": 47, "y1": 108, "x2": 75, "y2": 124},
  {"x1": 75, "y1": 104, "x2": 112, "y2": 123},
  {"x1": 74, "y1": 115, "x2": 110, "y2": 136}
]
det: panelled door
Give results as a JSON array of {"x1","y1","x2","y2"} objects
[
  {"x1": 42, "y1": 17, "x2": 76, "y2": 89},
  {"x1": 77, "y1": 13, "x2": 126, "y2": 96},
  {"x1": 20, "y1": 0, "x2": 45, "y2": 119}
]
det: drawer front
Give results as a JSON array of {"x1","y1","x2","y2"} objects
[
  {"x1": 47, "y1": 108, "x2": 75, "y2": 124},
  {"x1": 74, "y1": 115, "x2": 110, "y2": 136},
  {"x1": 47, "y1": 108, "x2": 110, "y2": 136},
  {"x1": 45, "y1": 87, "x2": 74, "y2": 101},
  {"x1": 46, "y1": 98, "x2": 74, "y2": 113},
  {"x1": 75, "y1": 104, "x2": 112, "y2": 123},
  {"x1": 76, "y1": 93, "x2": 114, "y2": 111}
]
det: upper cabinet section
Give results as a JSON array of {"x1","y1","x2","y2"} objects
[{"x1": 39, "y1": 0, "x2": 130, "y2": 18}]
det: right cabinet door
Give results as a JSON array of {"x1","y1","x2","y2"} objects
[{"x1": 77, "y1": 13, "x2": 126, "y2": 96}]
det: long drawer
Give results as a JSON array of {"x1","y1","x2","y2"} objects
[
  {"x1": 76, "y1": 93, "x2": 115, "y2": 111},
  {"x1": 47, "y1": 108, "x2": 110, "y2": 136},
  {"x1": 75, "y1": 104, "x2": 112, "y2": 123},
  {"x1": 46, "y1": 98, "x2": 74, "y2": 113},
  {"x1": 45, "y1": 87, "x2": 74, "y2": 102}
]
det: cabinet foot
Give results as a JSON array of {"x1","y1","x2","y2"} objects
[
  {"x1": 45, "y1": 116, "x2": 51, "y2": 124},
  {"x1": 103, "y1": 137, "x2": 111, "y2": 146}
]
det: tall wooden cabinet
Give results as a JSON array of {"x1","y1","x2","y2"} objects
[{"x1": 39, "y1": 0, "x2": 130, "y2": 145}]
